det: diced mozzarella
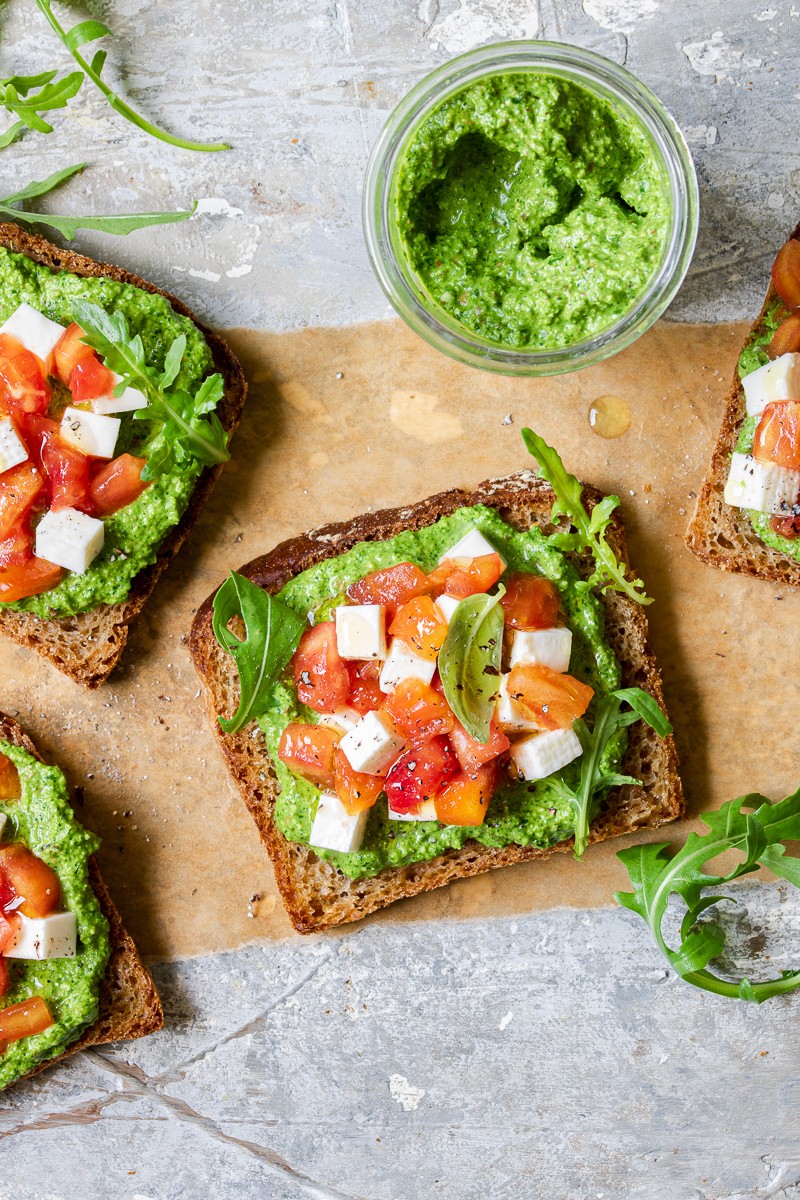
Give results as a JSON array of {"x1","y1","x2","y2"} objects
[
  {"x1": 4, "y1": 911, "x2": 77, "y2": 960},
  {"x1": 388, "y1": 799, "x2": 438, "y2": 821},
  {"x1": 439, "y1": 527, "x2": 507, "y2": 570},
  {"x1": 379, "y1": 638, "x2": 436, "y2": 692},
  {"x1": 335, "y1": 604, "x2": 386, "y2": 660},
  {"x1": 91, "y1": 372, "x2": 148, "y2": 415},
  {"x1": 742, "y1": 353, "x2": 800, "y2": 417},
  {"x1": 0, "y1": 302, "x2": 65, "y2": 368},
  {"x1": 723, "y1": 452, "x2": 800, "y2": 514},
  {"x1": 35, "y1": 507, "x2": 104, "y2": 574},
  {"x1": 509, "y1": 728, "x2": 583, "y2": 782},
  {"x1": 0, "y1": 417, "x2": 28, "y2": 473},
  {"x1": 434, "y1": 594, "x2": 460, "y2": 625},
  {"x1": 316, "y1": 707, "x2": 362, "y2": 735},
  {"x1": 495, "y1": 674, "x2": 542, "y2": 735},
  {"x1": 339, "y1": 710, "x2": 405, "y2": 775},
  {"x1": 60, "y1": 406, "x2": 120, "y2": 459},
  {"x1": 309, "y1": 790, "x2": 369, "y2": 853},
  {"x1": 509, "y1": 627, "x2": 573, "y2": 673}
]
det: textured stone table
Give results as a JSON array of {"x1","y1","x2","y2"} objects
[{"x1": 1, "y1": 2, "x2": 799, "y2": 1198}]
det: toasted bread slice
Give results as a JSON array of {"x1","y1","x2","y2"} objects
[
  {"x1": 685, "y1": 221, "x2": 800, "y2": 582},
  {"x1": 0, "y1": 222, "x2": 247, "y2": 688},
  {"x1": 189, "y1": 471, "x2": 684, "y2": 934},
  {"x1": 0, "y1": 712, "x2": 163, "y2": 1087}
]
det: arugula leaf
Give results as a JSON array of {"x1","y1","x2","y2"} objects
[
  {"x1": 521, "y1": 427, "x2": 652, "y2": 605},
  {"x1": 35, "y1": 0, "x2": 229, "y2": 153},
  {"x1": 615, "y1": 789, "x2": 800, "y2": 1002},
  {"x1": 70, "y1": 298, "x2": 229, "y2": 476},
  {"x1": 212, "y1": 573, "x2": 306, "y2": 734},
  {"x1": 0, "y1": 68, "x2": 83, "y2": 146},
  {"x1": 438, "y1": 589, "x2": 504, "y2": 743}
]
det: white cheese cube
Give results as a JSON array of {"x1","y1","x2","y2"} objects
[
  {"x1": 316, "y1": 706, "x2": 362, "y2": 735},
  {"x1": 335, "y1": 604, "x2": 386, "y2": 660},
  {"x1": 509, "y1": 627, "x2": 573, "y2": 673},
  {"x1": 388, "y1": 798, "x2": 438, "y2": 821},
  {"x1": 723, "y1": 452, "x2": 800, "y2": 514},
  {"x1": 439, "y1": 527, "x2": 507, "y2": 570},
  {"x1": 434, "y1": 594, "x2": 460, "y2": 625},
  {"x1": 4, "y1": 910, "x2": 78, "y2": 960},
  {"x1": 0, "y1": 417, "x2": 28, "y2": 473},
  {"x1": 0, "y1": 302, "x2": 65, "y2": 368},
  {"x1": 35, "y1": 507, "x2": 104, "y2": 574},
  {"x1": 60, "y1": 406, "x2": 120, "y2": 459},
  {"x1": 495, "y1": 674, "x2": 543, "y2": 734},
  {"x1": 309, "y1": 790, "x2": 369, "y2": 853},
  {"x1": 92, "y1": 373, "x2": 148, "y2": 415},
  {"x1": 379, "y1": 638, "x2": 436, "y2": 692},
  {"x1": 339, "y1": 710, "x2": 405, "y2": 775},
  {"x1": 509, "y1": 728, "x2": 583, "y2": 782},
  {"x1": 742, "y1": 353, "x2": 800, "y2": 417}
]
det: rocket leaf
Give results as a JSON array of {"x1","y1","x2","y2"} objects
[{"x1": 438, "y1": 587, "x2": 505, "y2": 744}]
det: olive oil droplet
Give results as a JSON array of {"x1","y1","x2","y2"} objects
[{"x1": 588, "y1": 394, "x2": 631, "y2": 439}]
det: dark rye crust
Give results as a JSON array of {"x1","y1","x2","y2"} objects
[
  {"x1": 685, "y1": 220, "x2": 800, "y2": 582},
  {"x1": 0, "y1": 222, "x2": 247, "y2": 688},
  {"x1": 0, "y1": 712, "x2": 163, "y2": 1090},
  {"x1": 189, "y1": 471, "x2": 684, "y2": 934}
]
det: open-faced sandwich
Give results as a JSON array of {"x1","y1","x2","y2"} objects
[
  {"x1": 0, "y1": 223, "x2": 246, "y2": 687},
  {"x1": 190, "y1": 432, "x2": 683, "y2": 933}
]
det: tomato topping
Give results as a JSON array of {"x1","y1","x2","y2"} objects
[
  {"x1": 17, "y1": 412, "x2": 56, "y2": 478},
  {"x1": 69, "y1": 354, "x2": 116, "y2": 403},
  {"x1": 0, "y1": 995, "x2": 54, "y2": 1044},
  {"x1": 0, "y1": 844, "x2": 61, "y2": 918},
  {"x1": 753, "y1": 402, "x2": 800, "y2": 471},
  {"x1": 53, "y1": 323, "x2": 95, "y2": 386},
  {"x1": 427, "y1": 553, "x2": 504, "y2": 599},
  {"x1": 507, "y1": 664, "x2": 594, "y2": 731},
  {"x1": 333, "y1": 747, "x2": 384, "y2": 815},
  {"x1": 0, "y1": 909, "x2": 19, "y2": 954},
  {"x1": 346, "y1": 561, "x2": 430, "y2": 613},
  {"x1": 384, "y1": 736, "x2": 458, "y2": 814},
  {"x1": 0, "y1": 556, "x2": 65, "y2": 603},
  {"x1": 500, "y1": 571, "x2": 559, "y2": 630},
  {"x1": 0, "y1": 463, "x2": 43, "y2": 540},
  {"x1": 434, "y1": 763, "x2": 498, "y2": 827},
  {"x1": 90, "y1": 454, "x2": 149, "y2": 516},
  {"x1": 43, "y1": 434, "x2": 91, "y2": 513},
  {"x1": 389, "y1": 595, "x2": 447, "y2": 661},
  {"x1": 0, "y1": 753, "x2": 20, "y2": 801},
  {"x1": 384, "y1": 678, "x2": 454, "y2": 745},
  {"x1": 277, "y1": 722, "x2": 339, "y2": 789},
  {"x1": 292, "y1": 622, "x2": 350, "y2": 714},
  {"x1": 347, "y1": 659, "x2": 383, "y2": 715},
  {"x1": 0, "y1": 521, "x2": 33, "y2": 568},
  {"x1": 0, "y1": 335, "x2": 50, "y2": 416},
  {"x1": 769, "y1": 313, "x2": 800, "y2": 360},
  {"x1": 770, "y1": 512, "x2": 800, "y2": 539},
  {"x1": 449, "y1": 719, "x2": 510, "y2": 774},
  {"x1": 772, "y1": 240, "x2": 800, "y2": 311}
]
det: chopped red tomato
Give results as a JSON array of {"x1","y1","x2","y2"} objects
[
  {"x1": 427, "y1": 552, "x2": 504, "y2": 599},
  {"x1": 384, "y1": 678, "x2": 454, "y2": 745},
  {"x1": 434, "y1": 763, "x2": 497, "y2": 827},
  {"x1": 0, "y1": 521, "x2": 33, "y2": 567},
  {"x1": 17, "y1": 413, "x2": 57, "y2": 477},
  {"x1": 0, "y1": 995, "x2": 54, "y2": 1044},
  {"x1": 43, "y1": 435, "x2": 91, "y2": 513},
  {"x1": 346, "y1": 561, "x2": 430, "y2": 612},
  {"x1": 0, "y1": 844, "x2": 61, "y2": 918},
  {"x1": 449, "y1": 719, "x2": 510, "y2": 774},
  {"x1": 384, "y1": 736, "x2": 458, "y2": 814},
  {"x1": 347, "y1": 659, "x2": 383, "y2": 716},
  {"x1": 90, "y1": 454, "x2": 148, "y2": 516},
  {"x1": 772, "y1": 240, "x2": 800, "y2": 311},
  {"x1": 69, "y1": 355, "x2": 116, "y2": 403},
  {"x1": 753, "y1": 402, "x2": 800, "y2": 471},
  {"x1": 507, "y1": 664, "x2": 594, "y2": 731},
  {"x1": 277, "y1": 722, "x2": 339, "y2": 789},
  {"x1": 0, "y1": 463, "x2": 43, "y2": 540},
  {"x1": 769, "y1": 313, "x2": 800, "y2": 359},
  {"x1": 0, "y1": 909, "x2": 18, "y2": 954},
  {"x1": 500, "y1": 571, "x2": 559, "y2": 630},
  {"x1": 53, "y1": 323, "x2": 94, "y2": 386},
  {"x1": 292, "y1": 622, "x2": 350, "y2": 714},
  {"x1": 389, "y1": 595, "x2": 447, "y2": 661},
  {"x1": 0, "y1": 334, "x2": 50, "y2": 416},
  {"x1": 0, "y1": 557, "x2": 64, "y2": 603},
  {"x1": 0, "y1": 753, "x2": 20, "y2": 801},
  {"x1": 770, "y1": 512, "x2": 800, "y2": 539},
  {"x1": 333, "y1": 747, "x2": 384, "y2": 815}
]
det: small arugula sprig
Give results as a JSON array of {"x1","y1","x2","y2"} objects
[
  {"x1": 0, "y1": 68, "x2": 83, "y2": 148},
  {"x1": 70, "y1": 298, "x2": 229, "y2": 478},
  {"x1": 212, "y1": 573, "x2": 306, "y2": 734},
  {"x1": 438, "y1": 587, "x2": 505, "y2": 743},
  {"x1": 521, "y1": 428, "x2": 651, "y2": 606},
  {"x1": 616, "y1": 790, "x2": 800, "y2": 1002}
]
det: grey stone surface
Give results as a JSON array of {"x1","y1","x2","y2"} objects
[{"x1": 0, "y1": 1, "x2": 799, "y2": 1197}]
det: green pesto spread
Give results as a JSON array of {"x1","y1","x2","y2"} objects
[
  {"x1": 0, "y1": 740, "x2": 109, "y2": 1088},
  {"x1": 259, "y1": 505, "x2": 625, "y2": 880},
  {"x1": 0, "y1": 245, "x2": 213, "y2": 618},
  {"x1": 393, "y1": 72, "x2": 670, "y2": 350}
]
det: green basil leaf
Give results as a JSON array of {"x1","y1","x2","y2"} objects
[{"x1": 438, "y1": 587, "x2": 504, "y2": 744}]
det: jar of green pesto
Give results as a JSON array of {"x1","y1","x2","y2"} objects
[{"x1": 363, "y1": 41, "x2": 698, "y2": 376}]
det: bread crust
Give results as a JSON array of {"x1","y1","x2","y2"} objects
[
  {"x1": 190, "y1": 470, "x2": 684, "y2": 934},
  {"x1": 685, "y1": 220, "x2": 800, "y2": 581},
  {"x1": 0, "y1": 222, "x2": 247, "y2": 688},
  {"x1": 0, "y1": 711, "x2": 163, "y2": 1089}
]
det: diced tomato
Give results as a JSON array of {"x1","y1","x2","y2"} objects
[
  {"x1": 0, "y1": 521, "x2": 33, "y2": 567},
  {"x1": 0, "y1": 334, "x2": 50, "y2": 416},
  {"x1": 384, "y1": 678, "x2": 454, "y2": 745},
  {"x1": 17, "y1": 413, "x2": 57, "y2": 478},
  {"x1": 0, "y1": 844, "x2": 61, "y2": 918},
  {"x1": 0, "y1": 753, "x2": 20, "y2": 801},
  {"x1": 770, "y1": 512, "x2": 800, "y2": 539},
  {"x1": 772, "y1": 240, "x2": 800, "y2": 311},
  {"x1": 292, "y1": 622, "x2": 350, "y2": 714},
  {"x1": 769, "y1": 313, "x2": 800, "y2": 359},
  {"x1": 753, "y1": 402, "x2": 800, "y2": 471},
  {"x1": 449, "y1": 719, "x2": 510, "y2": 774},
  {"x1": 0, "y1": 995, "x2": 54, "y2": 1044},
  {"x1": 346, "y1": 561, "x2": 430, "y2": 613},
  {"x1": 0, "y1": 958, "x2": 8, "y2": 997},
  {"x1": 69, "y1": 355, "x2": 116, "y2": 403},
  {"x1": 277, "y1": 722, "x2": 339, "y2": 789},
  {"x1": 43, "y1": 435, "x2": 91, "y2": 513},
  {"x1": 507, "y1": 664, "x2": 594, "y2": 731},
  {"x1": 0, "y1": 463, "x2": 43, "y2": 540},
  {"x1": 384, "y1": 736, "x2": 458, "y2": 814},
  {"x1": 90, "y1": 454, "x2": 148, "y2": 517},
  {"x1": 53, "y1": 323, "x2": 95, "y2": 386},
  {"x1": 0, "y1": 556, "x2": 64, "y2": 603},
  {"x1": 0, "y1": 909, "x2": 18, "y2": 954},
  {"x1": 389, "y1": 595, "x2": 447, "y2": 661},
  {"x1": 500, "y1": 571, "x2": 559, "y2": 630},
  {"x1": 434, "y1": 763, "x2": 498, "y2": 827},
  {"x1": 427, "y1": 552, "x2": 504, "y2": 599},
  {"x1": 347, "y1": 659, "x2": 383, "y2": 716},
  {"x1": 333, "y1": 747, "x2": 384, "y2": 815}
]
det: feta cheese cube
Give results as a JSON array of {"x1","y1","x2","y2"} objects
[
  {"x1": 742, "y1": 353, "x2": 800, "y2": 417},
  {"x1": 434, "y1": 594, "x2": 460, "y2": 625},
  {"x1": 335, "y1": 604, "x2": 386, "y2": 660},
  {"x1": 309, "y1": 790, "x2": 369, "y2": 853},
  {"x1": 509, "y1": 728, "x2": 583, "y2": 782},
  {"x1": 495, "y1": 674, "x2": 542, "y2": 734},
  {"x1": 35, "y1": 507, "x2": 104, "y2": 574},
  {"x1": 723, "y1": 452, "x2": 800, "y2": 514},
  {"x1": 339, "y1": 710, "x2": 405, "y2": 775},
  {"x1": 60, "y1": 406, "x2": 120, "y2": 459},
  {"x1": 0, "y1": 302, "x2": 65, "y2": 368},
  {"x1": 509, "y1": 627, "x2": 573, "y2": 673},
  {"x1": 316, "y1": 707, "x2": 362, "y2": 735},
  {"x1": 439, "y1": 527, "x2": 507, "y2": 570},
  {"x1": 92, "y1": 373, "x2": 148, "y2": 415},
  {"x1": 388, "y1": 798, "x2": 438, "y2": 821},
  {"x1": 4, "y1": 911, "x2": 77, "y2": 960},
  {"x1": 0, "y1": 417, "x2": 29, "y2": 473},
  {"x1": 379, "y1": 638, "x2": 436, "y2": 692}
]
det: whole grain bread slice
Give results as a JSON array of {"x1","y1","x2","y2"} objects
[
  {"x1": 685, "y1": 220, "x2": 800, "y2": 582},
  {"x1": 189, "y1": 470, "x2": 684, "y2": 934},
  {"x1": 0, "y1": 712, "x2": 163, "y2": 1088},
  {"x1": 0, "y1": 222, "x2": 247, "y2": 688}
]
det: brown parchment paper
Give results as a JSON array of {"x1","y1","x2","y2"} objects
[{"x1": 2, "y1": 316, "x2": 797, "y2": 960}]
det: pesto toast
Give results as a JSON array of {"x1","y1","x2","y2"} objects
[
  {"x1": 0, "y1": 222, "x2": 246, "y2": 687},
  {"x1": 0, "y1": 712, "x2": 162, "y2": 1089},
  {"x1": 189, "y1": 470, "x2": 683, "y2": 934}
]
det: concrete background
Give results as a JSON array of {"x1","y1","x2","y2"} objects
[{"x1": 1, "y1": 1, "x2": 799, "y2": 1198}]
